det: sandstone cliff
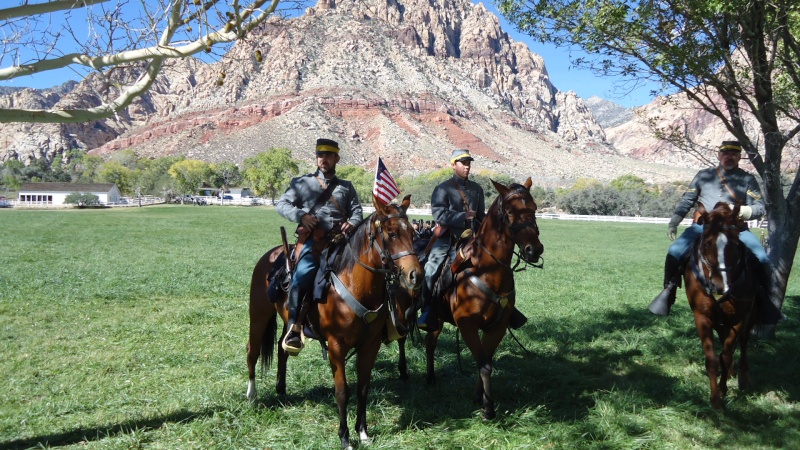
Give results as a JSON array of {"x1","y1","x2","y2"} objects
[{"x1": 0, "y1": 0, "x2": 697, "y2": 184}]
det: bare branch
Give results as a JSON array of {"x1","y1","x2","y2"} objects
[
  {"x1": 0, "y1": 0, "x2": 111, "y2": 21},
  {"x1": 0, "y1": 0, "x2": 283, "y2": 123}
]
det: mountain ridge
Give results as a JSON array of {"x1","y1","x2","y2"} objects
[{"x1": 0, "y1": 0, "x2": 700, "y2": 185}]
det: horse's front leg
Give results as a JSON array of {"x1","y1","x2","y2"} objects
[
  {"x1": 718, "y1": 326, "x2": 736, "y2": 399},
  {"x1": 355, "y1": 337, "x2": 382, "y2": 444},
  {"x1": 425, "y1": 328, "x2": 443, "y2": 386},
  {"x1": 737, "y1": 318, "x2": 754, "y2": 391},
  {"x1": 397, "y1": 337, "x2": 409, "y2": 381},
  {"x1": 276, "y1": 322, "x2": 289, "y2": 396},
  {"x1": 328, "y1": 340, "x2": 351, "y2": 449},
  {"x1": 457, "y1": 318, "x2": 497, "y2": 419},
  {"x1": 694, "y1": 313, "x2": 723, "y2": 409}
]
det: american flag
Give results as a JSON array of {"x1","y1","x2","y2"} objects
[{"x1": 373, "y1": 157, "x2": 400, "y2": 205}]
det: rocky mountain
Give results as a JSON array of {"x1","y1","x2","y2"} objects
[
  {"x1": 583, "y1": 97, "x2": 633, "y2": 128},
  {"x1": 0, "y1": 0, "x2": 698, "y2": 185}
]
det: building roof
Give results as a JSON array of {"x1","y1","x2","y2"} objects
[{"x1": 19, "y1": 182, "x2": 118, "y2": 193}]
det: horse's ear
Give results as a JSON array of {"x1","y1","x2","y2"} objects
[
  {"x1": 372, "y1": 195, "x2": 387, "y2": 214},
  {"x1": 491, "y1": 178, "x2": 508, "y2": 196},
  {"x1": 523, "y1": 177, "x2": 532, "y2": 189},
  {"x1": 400, "y1": 194, "x2": 411, "y2": 212}
]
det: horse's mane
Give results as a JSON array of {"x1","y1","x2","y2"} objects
[
  {"x1": 330, "y1": 212, "x2": 375, "y2": 273},
  {"x1": 328, "y1": 202, "x2": 407, "y2": 273}
]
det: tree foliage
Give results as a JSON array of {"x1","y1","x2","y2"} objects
[
  {"x1": 336, "y1": 165, "x2": 374, "y2": 205},
  {"x1": 168, "y1": 159, "x2": 213, "y2": 197},
  {"x1": 497, "y1": 0, "x2": 800, "y2": 310},
  {"x1": 0, "y1": 0, "x2": 287, "y2": 123},
  {"x1": 242, "y1": 147, "x2": 299, "y2": 200}
]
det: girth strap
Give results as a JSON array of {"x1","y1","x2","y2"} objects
[{"x1": 331, "y1": 273, "x2": 384, "y2": 324}]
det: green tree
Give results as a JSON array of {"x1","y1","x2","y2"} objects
[
  {"x1": 497, "y1": 0, "x2": 800, "y2": 311},
  {"x1": 337, "y1": 165, "x2": 374, "y2": 205},
  {"x1": 398, "y1": 168, "x2": 452, "y2": 208},
  {"x1": 168, "y1": 159, "x2": 213, "y2": 200},
  {"x1": 0, "y1": 159, "x2": 25, "y2": 190},
  {"x1": 98, "y1": 161, "x2": 134, "y2": 195},
  {"x1": 213, "y1": 161, "x2": 243, "y2": 189},
  {"x1": 242, "y1": 148, "x2": 299, "y2": 201}
]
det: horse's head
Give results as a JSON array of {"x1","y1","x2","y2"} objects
[
  {"x1": 695, "y1": 202, "x2": 746, "y2": 296},
  {"x1": 489, "y1": 177, "x2": 545, "y2": 265},
  {"x1": 371, "y1": 194, "x2": 423, "y2": 337}
]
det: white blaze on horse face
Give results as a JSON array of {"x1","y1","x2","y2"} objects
[{"x1": 717, "y1": 232, "x2": 730, "y2": 292}]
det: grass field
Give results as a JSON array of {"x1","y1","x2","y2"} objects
[{"x1": 1, "y1": 205, "x2": 799, "y2": 449}]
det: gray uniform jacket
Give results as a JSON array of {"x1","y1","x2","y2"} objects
[
  {"x1": 276, "y1": 171, "x2": 363, "y2": 233},
  {"x1": 670, "y1": 165, "x2": 765, "y2": 225},
  {"x1": 431, "y1": 175, "x2": 486, "y2": 239}
]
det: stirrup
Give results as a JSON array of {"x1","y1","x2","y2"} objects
[{"x1": 282, "y1": 327, "x2": 305, "y2": 356}]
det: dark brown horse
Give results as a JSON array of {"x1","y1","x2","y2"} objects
[
  {"x1": 424, "y1": 178, "x2": 544, "y2": 419},
  {"x1": 685, "y1": 202, "x2": 759, "y2": 409},
  {"x1": 246, "y1": 195, "x2": 422, "y2": 448}
]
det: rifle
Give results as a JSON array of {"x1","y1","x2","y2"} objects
[{"x1": 280, "y1": 226, "x2": 294, "y2": 273}]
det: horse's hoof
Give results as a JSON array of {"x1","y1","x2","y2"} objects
[{"x1": 481, "y1": 408, "x2": 496, "y2": 420}]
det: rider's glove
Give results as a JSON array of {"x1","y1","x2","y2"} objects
[
  {"x1": 667, "y1": 214, "x2": 683, "y2": 241},
  {"x1": 739, "y1": 205, "x2": 753, "y2": 220}
]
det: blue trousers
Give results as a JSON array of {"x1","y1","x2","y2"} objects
[
  {"x1": 292, "y1": 238, "x2": 320, "y2": 291},
  {"x1": 668, "y1": 224, "x2": 769, "y2": 265}
]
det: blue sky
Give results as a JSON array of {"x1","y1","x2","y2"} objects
[{"x1": 1, "y1": 1, "x2": 660, "y2": 108}]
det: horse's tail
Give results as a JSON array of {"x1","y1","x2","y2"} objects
[
  {"x1": 249, "y1": 245, "x2": 282, "y2": 373},
  {"x1": 261, "y1": 313, "x2": 277, "y2": 372}
]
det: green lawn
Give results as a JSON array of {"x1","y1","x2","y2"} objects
[{"x1": 1, "y1": 205, "x2": 799, "y2": 449}]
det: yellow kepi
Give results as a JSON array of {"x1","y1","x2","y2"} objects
[
  {"x1": 316, "y1": 138, "x2": 340, "y2": 154},
  {"x1": 450, "y1": 148, "x2": 474, "y2": 164},
  {"x1": 719, "y1": 140, "x2": 742, "y2": 152}
]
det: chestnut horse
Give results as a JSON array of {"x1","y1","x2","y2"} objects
[
  {"x1": 686, "y1": 202, "x2": 759, "y2": 409},
  {"x1": 246, "y1": 195, "x2": 422, "y2": 449},
  {"x1": 424, "y1": 178, "x2": 544, "y2": 419}
]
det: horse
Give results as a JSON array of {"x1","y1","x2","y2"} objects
[
  {"x1": 423, "y1": 177, "x2": 544, "y2": 419},
  {"x1": 246, "y1": 195, "x2": 422, "y2": 449},
  {"x1": 685, "y1": 202, "x2": 759, "y2": 409}
]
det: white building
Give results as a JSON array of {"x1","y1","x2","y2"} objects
[{"x1": 17, "y1": 182, "x2": 121, "y2": 206}]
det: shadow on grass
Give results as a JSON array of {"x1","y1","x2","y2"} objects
[
  {"x1": 362, "y1": 295, "x2": 800, "y2": 442},
  {"x1": 0, "y1": 408, "x2": 217, "y2": 450},
  {"x1": 241, "y1": 295, "x2": 800, "y2": 447}
]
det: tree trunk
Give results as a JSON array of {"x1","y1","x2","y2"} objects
[{"x1": 767, "y1": 205, "x2": 800, "y2": 308}]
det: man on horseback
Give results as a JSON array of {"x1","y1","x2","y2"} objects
[
  {"x1": 648, "y1": 140, "x2": 781, "y2": 338},
  {"x1": 275, "y1": 138, "x2": 363, "y2": 354},
  {"x1": 417, "y1": 149, "x2": 486, "y2": 331}
]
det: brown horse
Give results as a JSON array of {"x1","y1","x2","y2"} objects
[
  {"x1": 424, "y1": 178, "x2": 544, "y2": 419},
  {"x1": 246, "y1": 195, "x2": 422, "y2": 449},
  {"x1": 685, "y1": 202, "x2": 759, "y2": 409}
]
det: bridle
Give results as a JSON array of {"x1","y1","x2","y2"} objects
[
  {"x1": 334, "y1": 208, "x2": 419, "y2": 330},
  {"x1": 693, "y1": 221, "x2": 744, "y2": 301},
  {"x1": 488, "y1": 186, "x2": 544, "y2": 270}
]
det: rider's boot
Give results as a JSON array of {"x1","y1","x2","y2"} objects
[
  {"x1": 752, "y1": 261, "x2": 783, "y2": 340},
  {"x1": 282, "y1": 287, "x2": 305, "y2": 355},
  {"x1": 648, "y1": 255, "x2": 681, "y2": 316},
  {"x1": 417, "y1": 282, "x2": 439, "y2": 331}
]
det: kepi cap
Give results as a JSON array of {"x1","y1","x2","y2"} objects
[
  {"x1": 450, "y1": 149, "x2": 474, "y2": 164},
  {"x1": 719, "y1": 140, "x2": 742, "y2": 152},
  {"x1": 316, "y1": 138, "x2": 340, "y2": 154}
]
